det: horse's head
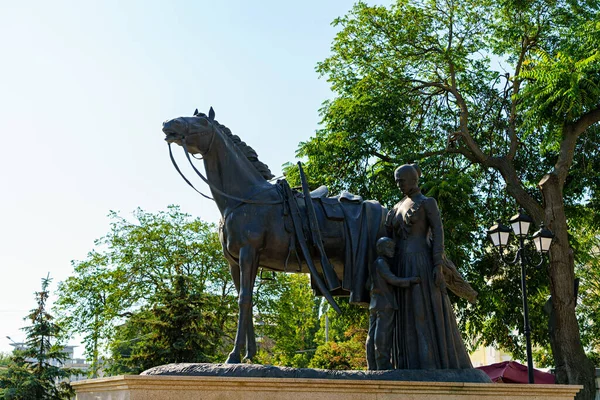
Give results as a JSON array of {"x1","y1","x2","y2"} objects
[{"x1": 162, "y1": 107, "x2": 217, "y2": 154}]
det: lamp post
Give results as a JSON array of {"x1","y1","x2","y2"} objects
[{"x1": 487, "y1": 209, "x2": 554, "y2": 384}]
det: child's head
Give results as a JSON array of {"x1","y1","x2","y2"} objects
[{"x1": 376, "y1": 237, "x2": 395, "y2": 258}]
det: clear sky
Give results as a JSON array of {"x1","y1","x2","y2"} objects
[{"x1": 0, "y1": 1, "x2": 389, "y2": 356}]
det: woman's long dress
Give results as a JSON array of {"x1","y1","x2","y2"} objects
[{"x1": 386, "y1": 191, "x2": 472, "y2": 369}]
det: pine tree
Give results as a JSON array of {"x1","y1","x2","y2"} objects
[{"x1": 0, "y1": 275, "x2": 77, "y2": 400}]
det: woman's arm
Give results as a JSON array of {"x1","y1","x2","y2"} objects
[
  {"x1": 424, "y1": 198, "x2": 446, "y2": 288},
  {"x1": 423, "y1": 197, "x2": 445, "y2": 265}
]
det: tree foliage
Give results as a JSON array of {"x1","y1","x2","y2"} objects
[
  {"x1": 0, "y1": 353, "x2": 10, "y2": 368},
  {"x1": 55, "y1": 206, "x2": 237, "y2": 374},
  {"x1": 309, "y1": 340, "x2": 366, "y2": 370},
  {"x1": 571, "y1": 211, "x2": 600, "y2": 366},
  {"x1": 292, "y1": 0, "x2": 600, "y2": 397},
  {"x1": 253, "y1": 273, "x2": 320, "y2": 367},
  {"x1": 309, "y1": 298, "x2": 369, "y2": 370},
  {"x1": 107, "y1": 272, "x2": 222, "y2": 374},
  {"x1": 253, "y1": 274, "x2": 370, "y2": 370},
  {"x1": 0, "y1": 276, "x2": 76, "y2": 400}
]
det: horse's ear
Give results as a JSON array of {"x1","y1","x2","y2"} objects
[
  {"x1": 193, "y1": 108, "x2": 199, "y2": 116},
  {"x1": 208, "y1": 107, "x2": 215, "y2": 121}
]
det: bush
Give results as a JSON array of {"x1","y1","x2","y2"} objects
[{"x1": 308, "y1": 340, "x2": 366, "y2": 370}]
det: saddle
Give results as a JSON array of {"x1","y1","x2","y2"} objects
[
  {"x1": 280, "y1": 179, "x2": 384, "y2": 306},
  {"x1": 308, "y1": 185, "x2": 363, "y2": 222},
  {"x1": 286, "y1": 185, "x2": 365, "y2": 234}
]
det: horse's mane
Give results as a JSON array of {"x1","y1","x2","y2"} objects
[{"x1": 214, "y1": 120, "x2": 275, "y2": 180}]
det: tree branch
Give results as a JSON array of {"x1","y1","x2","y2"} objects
[
  {"x1": 572, "y1": 104, "x2": 600, "y2": 135},
  {"x1": 412, "y1": 80, "x2": 453, "y2": 92},
  {"x1": 405, "y1": 147, "x2": 467, "y2": 163},
  {"x1": 412, "y1": 78, "x2": 490, "y2": 165},
  {"x1": 465, "y1": 152, "x2": 545, "y2": 223},
  {"x1": 508, "y1": 36, "x2": 532, "y2": 161},
  {"x1": 472, "y1": 74, "x2": 505, "y2": 143},
  {"x1": 451, "y1": 89, "x2": 489, "y2": 164},
  {"x1": 495, "y1": 157, "x2": 545, "y2": 223},
  {"x1": 371, "y1": 150, "x2": 394, "y2": 163},
  {"x1": 446, "y1": 4, "x2": 456, "y2": 89},
  {"x1": 369, "y1": 147, "x2": 469, "y2": 166},
  {"x1": 554, "y1": 104, "x2": 600, "y2": 184}
]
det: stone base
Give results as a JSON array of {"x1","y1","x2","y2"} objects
[
  {"x1": 72, "y1": 375, "x2": 581, "y2": 400},
  {"x1": 141, "y1": 363, "x2": 492, "y2": 383}
]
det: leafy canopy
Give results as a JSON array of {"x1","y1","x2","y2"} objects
[
  {"x1": 289, "y1": 0, "x2": 600, "y2": 366},
  {"x1": 55, "y1": 206, "x2": 237, "y2": 374}
]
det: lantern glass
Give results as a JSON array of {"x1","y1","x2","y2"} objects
[
  {"x1": 511, "y1": 220, "x2": 531, "y2": 236},
  {"x1": 490, "y1": 232, "x2": 501, "y2": 247},
  {"x1": 532, "y1": 225, "x2": 554, "y2": 253},
  {"x1": 533, "y1": 236, "x2": 543, "y2": 252},
  {"x1": 499, "y1": 231, "x2": 510, "y2": 247},
  {"x1": 540, "y1": 236, "x2": 553, "y2": 252},
  {"x1": 488, "y1": 221, "x2": 511, "y2": 248},
  {"x1": 509, "y1": 210, "x2": 533, "y2": 237}
]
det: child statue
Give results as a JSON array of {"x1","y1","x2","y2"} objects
[{"x1": 366, "y1": 237, "x2": 420, "y2": 370}]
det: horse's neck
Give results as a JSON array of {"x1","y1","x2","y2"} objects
[{"x1": 203, "y1": 131, "x2": 272, "y2": 214}]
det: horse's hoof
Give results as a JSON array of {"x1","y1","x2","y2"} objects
[{"x1": 225, "y1": 353, "x2": 241, "y2": 364}]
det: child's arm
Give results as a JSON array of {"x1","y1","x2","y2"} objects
[
  {"x1": 376, "y1": 259, "x2": 421, "y2": 287},
  {"x1": 390, "y1": 276, "x2": 421, "y2": 288}
]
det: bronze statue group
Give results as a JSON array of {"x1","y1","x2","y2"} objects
[
  {"x1": 162, "y1": 110, "x2": 476, "y2": 370},
  {"x1": 366, "y1": 164, "x2": 473, "y2": 371}
]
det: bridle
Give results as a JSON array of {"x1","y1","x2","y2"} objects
[{"x1": 167, "y1": 121, "x2": 283, "y2": 207}]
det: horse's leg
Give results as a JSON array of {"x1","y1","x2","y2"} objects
[
  {"x1": 226, "y1": 245, "x2": 259, "y2": 364},
  {"x1": 225, "y1": 256, "x2": 256, "y2": 362},
  {"x1": 229, "y1": 261, "x2": 256, "y2": 363},
  {"x1": 245, "y1": 311, "x2": 257, "y2": 362}
]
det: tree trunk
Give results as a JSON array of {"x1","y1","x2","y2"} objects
[
  {"x1": 539, "y1": 173, "x2": 596, "y2": 400},
  {"x1": 92, "y1": 313, "x2": 99, "y2": 378}
]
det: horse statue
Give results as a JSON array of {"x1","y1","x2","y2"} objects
[{"x1": 162, "y1": 108, "x2": 387, "y2": 363}]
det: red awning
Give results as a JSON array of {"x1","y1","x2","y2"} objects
[{"x1": 477, "y1": 361, "x2": 556, "y2": 384}]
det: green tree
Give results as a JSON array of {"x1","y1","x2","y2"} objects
[
  {"x1": 0, "y1": 276, "x2": 76, "y2": 400},
  {"x1": 313, "y1": 298, "x2": 368, "y2": 346},
  {"x1": 0, "y1": 353, "x2": 10, "y2": 369},
  {"x1": 295, "y1": 1, "x2": 599, "y2": 397},
  {"x1": 107, "y1": 271, "x2": 221, "y2": 374},
  {"x1": 54, "y1": 253, "x2": 126, "y2": 377},
  {"x1": 309, "y1": 298, "x2": 369, "y2": 370},
  {"x1": 248, "y1": 267, "x2": 376, "y2": 370},
  {"x1": 309, "y1": 340, "x2": 366, "y2": 370},
  {"x1": 254, "y1": 273, "x2": 320, "y2": 367},
  {"x1": 55, "y1": 206, "x2": 237, "y2": 373},
  {"x1": 571, "y1": 212, "x2": 600, "y2": 366},
  {"x1": 252, "y1": 274, "x2": 370, "y2": 370}
]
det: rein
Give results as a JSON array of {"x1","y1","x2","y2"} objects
[
  {"x1": 168, "y1": 142, "x2": 214, "y2": 201},
  {"x1": 167, "y1": 135, "x2": 283, "y2": 207}
]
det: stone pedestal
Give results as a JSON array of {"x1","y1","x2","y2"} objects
[{"x1": 72, "y1": 375, "x2": 581, "y2": 400}]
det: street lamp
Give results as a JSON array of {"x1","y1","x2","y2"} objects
[
  {"x1": 532, "y1": 224, "x2": 554, "y2": 254},
  {"x1": 487, "y1": 209, "x2": 554, "y2": 384}
]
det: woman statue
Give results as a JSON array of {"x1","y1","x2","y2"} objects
[{"x1": 386, "y1": 164, "x2": 472, "y2": 369}]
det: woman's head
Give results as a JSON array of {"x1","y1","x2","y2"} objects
[{"x1": 394, "y1": 164, "x2": 421, "y2": 195}]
